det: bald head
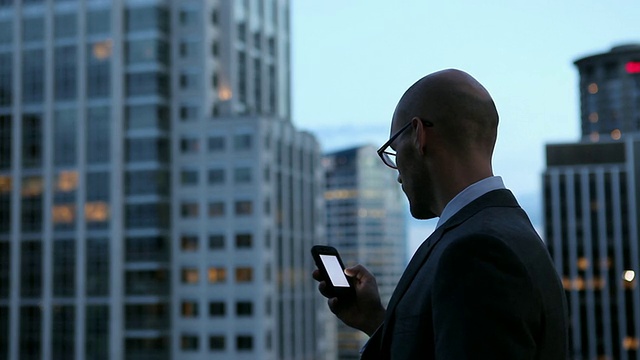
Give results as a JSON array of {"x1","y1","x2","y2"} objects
[{"x1": 394, "y1": 69, "x2": 499, "y2": 158}]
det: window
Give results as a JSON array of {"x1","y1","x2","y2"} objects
[
  {"x1": 181, "y1": 335, "x2": 199, "y2": 351},
  {"x1": 208, "y1": 267, "x2": 226, "y2": 283},
  {"x1": 21, "y1": 176, "x2": 43, "y2": 232},
  {"x1": 86, "y1": 107, "x2": 110, "y2": 164},
  {"x1": 235, "y1": 267, "x2": 253, "y2": 283},
  {"x1": 86, "y1": 238, "x2": 109, "y2": 296},
  {"x1": 22, "y1": 113, "x2": 42, "y2": 168},
  {"x1": 54, "y1": 13, "x2": 77, "y2": 39},
  {"x1": 21, "y1": 241, "x2": 42, "y2": 297},
  {"x1": 19, "y1": 306, "x2": 41, "y2": 359},
  {"x1": 209, "y1": 301, "x2": 225, "y2": 317},
  {"x1": 181, "y1": 202, "x2": 199, "y2": 218},
  {"x1": 52, "y1": 305, "x2": 74, "y2": 359},
  {"x1": 54, "y1": 109, "x2": 77, "y2": 166},
  {"x1": 236, "y1": 301, "x2": 252, "y2": 316},
  {"x1": 125, "y1": 170, "x2": 169, "y2": 196},
  {"x1": 22, "y1": 50, "x2": 44, "y2": 104},
  {"x1": 125, "y1": 203, "x2": 170, "y2": 229},
  {"x1": 0, "y1": 54, "x2": 11, "y2": 107},
  {"x1": 0, "y1": 19, "x2": 12, "y2": 45},
  {"x1": 181, "y1": 268, "x2": 199, "y2": 284},
  {"x1": 180, "y1": 169, "x2": 199, "y2": 185},
  {"x1": 126, "y1": 6, "x2": 169, "y2": 33},
  {"x1": 208, "y1": 202, "x2": 224, "y2": 217},
  {"x1": 180, "y1": 136, "x2": 200, "y2": 154},
  {"x1": 234, "y1": 134, "x2": 252, "y2": 150},
  {"x1": 22, "y1": 17, "x2": 44, "y2": 42},
  {"x1": 236, "y1": 335, "x2": 253, "y2": 351},
  {"x1": 235, "y1": 233, "x2": 252, "y2": 249},
  {"x1": 0, "y1": 116, "x2": 10, "y2": 170},
  {"x1": 87, "y1": 41, "x2": 111, "y2": 98},
  {"x1": 86, "y1": 305, "x2": 109, "y2": 359},
  {"x1": 126, "y1": 138, "x2": 170, "y2": 163},
  {"x1": 181, "y1": 235, "x2": 198, "y2": 252},
  {"x1": 125, "y1": 270, "x2": 169, "y2": 296},
  {"x1": 209, "y1": 335, "x2": 225, "y2": 350},
  {"x1": 181, "y1": 301, "x2": 199, "y2": 317},
  {"x1": 126, "y1": 72, "x2": 169, "y2": 97},
  {"x1": 0, "y1": 243, "x2": 9, "y2": 298},
  {"x1": 180, "y1": 71, "x2": 199, "y2": 90},
  {"x1": 126, "y1": 236, "x2": 168, "y2": 262},
  {"x1": 234, "y1": 167, "x2": 252, "y2": 183},
  {"x1": 53, "y1": 240, "x2": 75, "y2": 297},
  {"x1": 209, "y1": 235, "x2": 224, "y2": 249},
  {"x1": 208, "y1": 136, "x2": 225, "y2": 151},
  {"x1": 87, "y1": 9, "x2": 110, "y2": 35},
  {"x1": 55, "y1": 46, "x2": 78, "y2": 100},
  {"x1": 180, "y1": 104, "x2": 199, "y2": 121},
  {"x1": 179, "y1": 39, "x2": 200, "y2": 59},
  {"x1": 126, "y1": 39, "x2": 169, "y2": 65},
  {"x1": 208, "y1": 168, "x2": 225, "y2": 185},
  {"x1": 235, "y1": 201, "x2": 252, "y2": 215},
  {"x1": 127, "y1": 104, "x2": 169, "y2": 130}
]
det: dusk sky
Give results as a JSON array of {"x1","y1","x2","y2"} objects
[{"x1": 289, "y1": 1, "x2": 639, "y2": 256}]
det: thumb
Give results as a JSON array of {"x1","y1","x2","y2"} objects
[{"x1": 344, "y1": 264, "x2": 366, "y2": 278}]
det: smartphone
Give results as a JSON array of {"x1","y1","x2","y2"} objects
[{"x1": 311, "y1": 245, "x2": 354, "y2": 298}]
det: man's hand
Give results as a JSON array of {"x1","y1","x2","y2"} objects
[{"x1": 313, "y1": 264, "x2": 385, "y2": 336}]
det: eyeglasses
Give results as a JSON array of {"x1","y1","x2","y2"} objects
[{"x1": 376, "y1": 118, "x2": 434, "y2": 169}]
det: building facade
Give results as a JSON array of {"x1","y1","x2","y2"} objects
[
  {"x1": 0, "y1": 0, "x2": 324, "y2": 359},
  {"x1": 544, "y1": 44, "x2": 640, "y2": 360},
  {"x1": 323, "y1": 145, "x2": 406, "y2": 360}
]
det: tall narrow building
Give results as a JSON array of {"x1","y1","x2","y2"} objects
[
  {"x1": 323, "y1": 145, "x2": 407, "y2": 360},
  {"x1": 0, "y1": 1, "x2": 323, "y2": 359},
  {"x1": 544, "y1": 44, "x2": 640, "y2": 360}
]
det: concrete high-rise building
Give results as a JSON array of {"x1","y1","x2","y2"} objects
[
  {"x1": 0, "y1": 1, "x2": 324, "y2": 360},
  {"x1": 544, "y1": 44, "x2": 640, "y2": 360},
  {"x1": 323, "y1": 145, "x2": 406, "y2": 360}
]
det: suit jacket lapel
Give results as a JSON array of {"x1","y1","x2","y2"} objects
[{"x1": 377, "y1": 189, "x2": 518, "y2": 354}]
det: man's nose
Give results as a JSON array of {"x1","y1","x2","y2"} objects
[{"x1": 397, "y1": 173, "x2": 402, "y2": 184}]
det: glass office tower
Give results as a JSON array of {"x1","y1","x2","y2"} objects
[
  {"x1": 0, "y1": 1, "x2": 324, "y2": 359},
  {"x1": 323, "y1": 145, "x2": 406, "y2": 360},
  {"x1": 544, "y1": 44, "x2": 640, "y2": 360}
]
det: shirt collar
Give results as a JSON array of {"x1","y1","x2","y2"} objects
[{"x1": 436, "y1": 176, "x2": 505, "y2": 229}]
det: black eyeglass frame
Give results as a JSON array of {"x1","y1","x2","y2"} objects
[{"x1": 376, "y1": 118, "x2": 434, "y2": 169}]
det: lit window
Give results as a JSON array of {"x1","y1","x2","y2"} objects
[
  {"x1": 181, "y1": 268, "x2": 199, "y2": 284},
  {"x1": 208, "y1": 267, "x2": 226, "y2": 283},
  {"x1": 611, "y1": 129, "x2": 621, "y2": 140},
  {"x1": 85, "y1": 202, "x2": 109, "y2": 222},
  {"x1": 587, "y1": 83, "x2": 598, "y2": 94},
  {"x1": 623, "y1": 270, "x2": 636, "y2": 282},
  {"x1": 235, "y1": 267, "x2": 253, "y2": 283},
  {"x1": 623, "y1": 336, "x2": 640, "y2": 350},
  {"x1": 181, "y1": 301, "x2": 199, "y2": 317},
  {"x1": 181, "y1": 235, "x2": 198, "y2": 252},
  {"x1": 589, "y1": 132, "x2": 599, "y2": 142},
  {"x1": 588, "y1": 112, "x2": 598, "y2": 123}
]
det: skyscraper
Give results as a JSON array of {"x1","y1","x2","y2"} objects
[
  {"x1": 0, "y1": 1, "x2": 323, "y2": 359},
  {"x1": 544, "y1": 44, "x2": 640, "y2": 360},
  {"x1": 323, "y1": 145, "x2": 407, "y2": 360}
]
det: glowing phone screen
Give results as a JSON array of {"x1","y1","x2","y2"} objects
[{"x1": 319, "y1": 254, "x2": 350, "y2": 287}]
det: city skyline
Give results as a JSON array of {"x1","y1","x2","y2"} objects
[{"x1": 290, "y1": 1, "x2": 639, "y2": 253}]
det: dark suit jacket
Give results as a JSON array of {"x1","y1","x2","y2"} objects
[{"x1": 361, "y1": 189, "x2": 568, "y2": 359}]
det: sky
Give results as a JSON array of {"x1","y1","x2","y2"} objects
[{"x1": 289, "y1": 1, "x2": 639, "y2": 256}]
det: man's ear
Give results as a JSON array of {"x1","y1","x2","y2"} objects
[{"x1": 412, "y1": 117, "x2": 429, "y2": 155}]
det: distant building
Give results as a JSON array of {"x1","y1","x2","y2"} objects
[
  {"x1": 544, "y1": 44, "x2": 640, "y2": 359},
  {"x1": 0, "y1": 1, "x2": 324, "y2": 360},
  {"x1": 323, "y1": 145, "x2": 407, "y2": 360}
]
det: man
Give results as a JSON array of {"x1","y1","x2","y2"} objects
[{"x1": 313, "y1": 69, "x2": 568, "y2": 359}]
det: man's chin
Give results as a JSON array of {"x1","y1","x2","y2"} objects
[{"x1": 409, "y1": 207, "x2": 437, "y2": 220}]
